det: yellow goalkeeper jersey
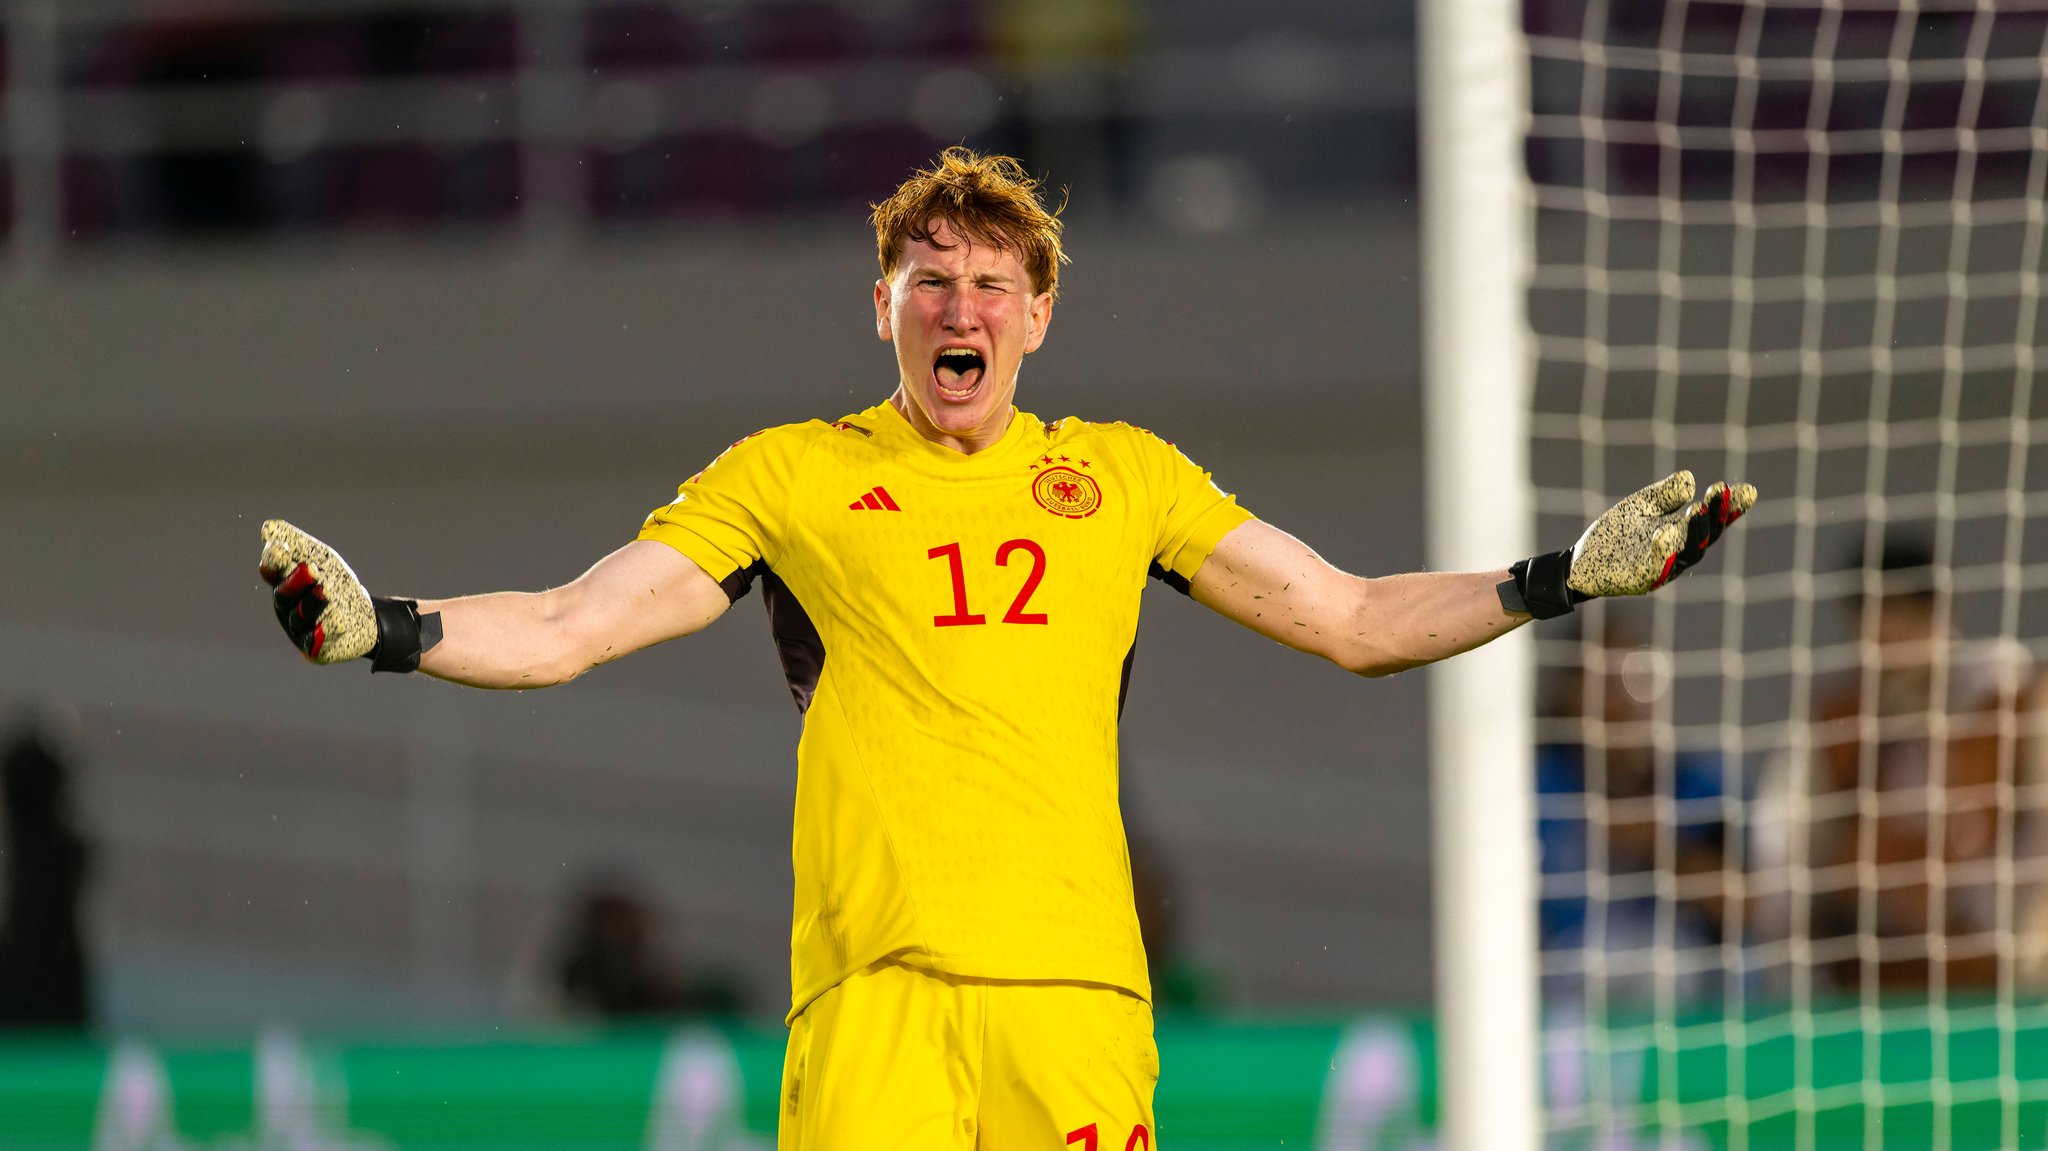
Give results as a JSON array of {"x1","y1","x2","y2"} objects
[{"x1": 638, "y1": 401, "x2": 1253, "y2": 1020}]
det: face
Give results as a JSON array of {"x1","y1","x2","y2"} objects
[
  {"x1": 1875, "y1": 596, "x2": 1937, "y2": 648},
  {"x1": 875, "y1": 220, "x2": 1053, "y2": 453},
  {"x1": 1851, "y1": 592, "x2": 1940, "y2": 666}
]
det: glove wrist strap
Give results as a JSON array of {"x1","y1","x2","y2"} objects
[
  {"x1": 1498, "y1": 549, "x2": 1584, "y2": 621},
  {"x1": 370, "y1": 597, "x2": 428, "y2": 674}
]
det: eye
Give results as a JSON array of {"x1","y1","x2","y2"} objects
[
  {"x1": 917, "y1": 277, "x2": 945, "y2": 288},
  {"x1": 979, "y1": 283, "x2": 1007, "y2": 294}
]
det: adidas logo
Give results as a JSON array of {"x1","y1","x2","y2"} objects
[{"x1": 848, "y1": 486, "x2": 902, "y2": 512}]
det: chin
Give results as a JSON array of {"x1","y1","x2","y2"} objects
[
  {"x1": 913, "y1": 388, "x2": 1001, "y2": 431},
  {"x1": 928, "y1": 402, "x2": 996, "y2": 432}
]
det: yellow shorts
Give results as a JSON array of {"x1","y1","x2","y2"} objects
[{"x1": 778, "y1": 958, "x2": 1159, "y2": 1150}]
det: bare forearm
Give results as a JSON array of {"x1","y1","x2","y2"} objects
[
  {"x1": 414, "y1": 589, "x2": 592, "y2": 689},
  {"x1": 1190, "y1": 471, "x2": 1756, "y2": 680},
  {"x1": 1337, "y1": 569, "x2": 1528, "y2": 677},
  {"x1": 408, "y1": 543, "x2": 731, "y2": 688},
  {"x1": 1192, "y1": 520, "x2": 1531, "y2": 676}
]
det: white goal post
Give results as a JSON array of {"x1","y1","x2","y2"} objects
[{"x1": 1419, "y1": 1, "x2": 1542, "y2": 1151}]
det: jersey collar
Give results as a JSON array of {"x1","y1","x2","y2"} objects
[{"x1": 873, "y1": 399, "x2": 1042, "y2": 471}]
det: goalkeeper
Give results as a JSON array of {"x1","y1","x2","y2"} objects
[{"x1": 258, "y1": 148, "x2": 1753, "y2": 1147}]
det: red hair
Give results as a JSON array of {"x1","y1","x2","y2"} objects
[{"x1": 870, "y1": 147, "x2": 1068, "y2": 300}]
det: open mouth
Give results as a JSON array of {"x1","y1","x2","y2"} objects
[{"x1": 933, "y1": 347, "x2": 986, "y2": 401}]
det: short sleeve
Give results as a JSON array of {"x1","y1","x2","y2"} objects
[
  {"x1": 1142, "y1": 432, "x2": 1254, "y2": 585},
  {"x1": 637, "y1": 426, "x2": 806, "y2": 594}
]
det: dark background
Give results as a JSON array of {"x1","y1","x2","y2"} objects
[{"x1": 0, "y1": 0, "x2": 1434, "y2": 1031}]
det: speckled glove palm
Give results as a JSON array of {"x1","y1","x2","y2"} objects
[
  {"x1": 1498, "y1": 470, "x2": 1758, "y2": 620},
  {"x1": 258, "y1": 519, "x2": 431, "y2": 672}
]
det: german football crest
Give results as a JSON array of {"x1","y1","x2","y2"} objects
[{"x1": 1031, "y1": 466, "x2": 1103, "y2": 519}]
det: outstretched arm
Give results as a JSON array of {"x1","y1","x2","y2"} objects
[
  {"x1": 261, "y1": 521, "x2": 731, "y2": 688},
  {"x1": 1188, "y1": 469, "x2": 1756, "y2": 676},
  {"x1": 1189, "y1": 519, "x2": 1524, "y2": 678},
  {"x1": 414, "y1": 540, "x2": 730, "y2": 688}
]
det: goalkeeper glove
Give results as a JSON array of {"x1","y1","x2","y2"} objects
[
  {"x1": 258, "y1": 519, "x2": 437, "y2": 672},
  {"x1": 1498, "y1": 470, "x2": 1758, "y2": 620}
]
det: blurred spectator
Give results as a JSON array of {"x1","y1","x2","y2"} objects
[
  {"x1": 1535, "y1": 617, "x2": 1737, "y2": 1005},
  {"x1": 0, "y1": 724, "x2": 95, "y2": 1030},
  {"x1": 1757, "y1": 536, "x2": 2042, "y2": 992},
  {"x1": 552, "y1": 876, "x2": 747, "y2": 1019}
]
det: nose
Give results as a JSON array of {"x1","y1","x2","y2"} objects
[{"x1": 941, "y1": 285, "x2": 978, "y2": 333}]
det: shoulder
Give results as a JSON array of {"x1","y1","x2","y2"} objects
[
  {"x1": 1047, "y1": 416, "x2": 1169, "y2": 441},
  {"x1": 823, "y1": 409, "x2": 887, "y2": 440},
  {"x1": 1045, "y1": 416, "x2": 1181, "y2": 453},
  {"x1": 687, "y1": 419, "x2": 847, "y2": 483},
  {"x1": 1046, "y1": 417, "x2": 1208, "y2": 475}
]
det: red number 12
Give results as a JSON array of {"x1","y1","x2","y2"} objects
[{"x1": 928, "y1": 539, "x2": 1049, "y2": 627}]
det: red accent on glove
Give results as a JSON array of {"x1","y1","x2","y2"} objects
[
  {"x1": 276, "y1": 562, "x2": 319, "y2": 598},
  {"x1": 1654, "y1": 551, "x2": 1680, "y2": 589}
]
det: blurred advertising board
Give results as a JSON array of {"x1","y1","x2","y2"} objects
[{"x1": 4, "y1": 1009, "x2": 2046, "y2": 1150}]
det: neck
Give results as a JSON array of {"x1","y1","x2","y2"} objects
[{"x1": 888, "y1": 389, "x2": 1013, "y2": 455}]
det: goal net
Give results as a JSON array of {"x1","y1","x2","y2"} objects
[{"x1": 1522, "y1": 1, "x2": 2048, "y2": 1148}]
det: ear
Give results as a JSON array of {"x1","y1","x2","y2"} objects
[
  {"x1": 1022, "y1": 291, "x2": 1053, "y2": 354},
  {"x1": 874, "y1": 278, "x2": 893, "y2": 343}
]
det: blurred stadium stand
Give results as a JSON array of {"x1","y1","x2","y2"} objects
[
  {"x1": 6, "y1": 0, "x2": 1415, "y2": 250},
  {"x1": 2, "y1": 0, "x2": 1436, "y2": 1033}
]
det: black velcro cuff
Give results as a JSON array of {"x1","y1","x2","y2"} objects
[
  {"x1": 1498, "y1": 549, "x2": 1583, "y2": 621},
  {"x1": 370, "y1": 596, "x2": 424, "y2": 673}
]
